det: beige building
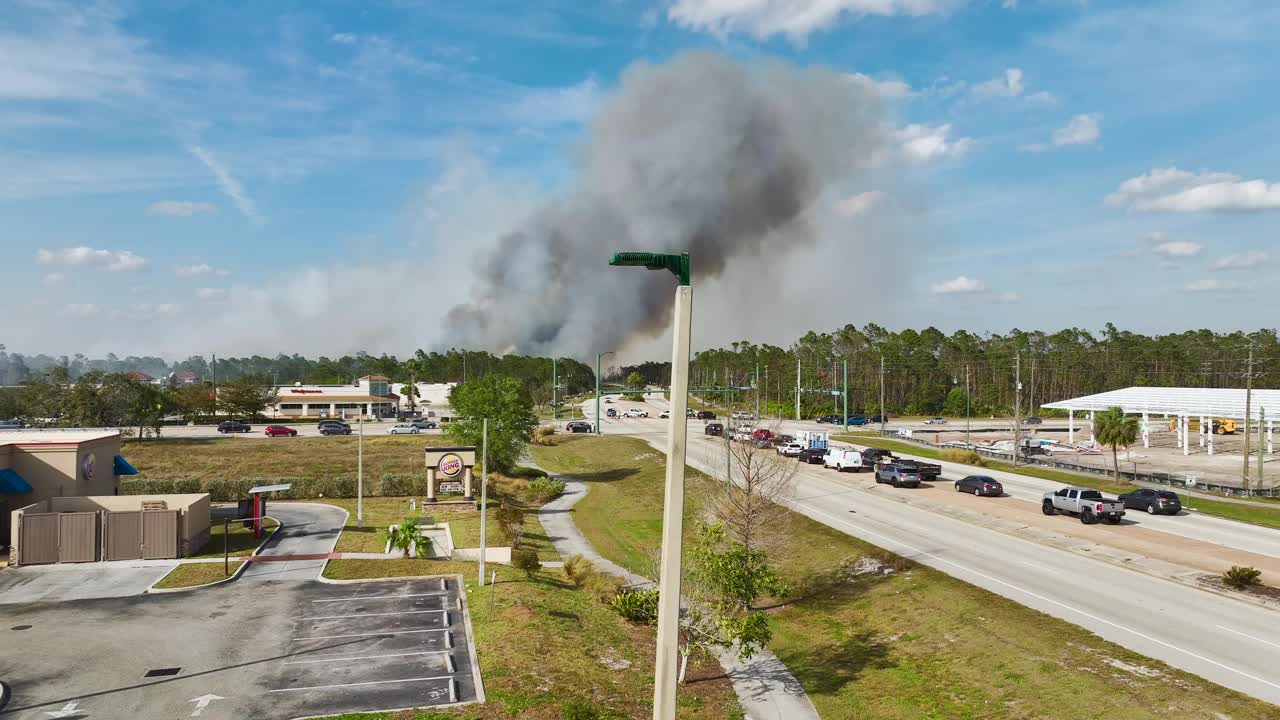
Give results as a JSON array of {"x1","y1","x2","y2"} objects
[
  {"x1": 10, "y1": 493, "x2": 210, "y2": 565},
  {"x1": 270, "y1": 375, "x2": 400, "y2": 420}
]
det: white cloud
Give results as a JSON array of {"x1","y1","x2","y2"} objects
[
  {"x1": 1210, "y1": 251, "x2": 1268, "y2": 271},
  {"x1": 837, "y1": 190, "x2": 886, "y2": 217},
  {"x1": 65, "y1": 303, "x2": 98, "y2": 316},
  {"x1": 931, "y1": 275, "x2": 986, "y2": 294},
  {"x1": 1186, "y1": 278, "x2": 1252, "y2": 293},
  {"x1": 895, "y1": 123, "x2": 973, "y2": 163},
  {"x1": 36, "y1": 246, "x2": 148, "y2": 272},
  {"x1": 331, "y1": 33, "x2": 357, "y2": 44},
  {"x1": 1106, "y1": 167, "x2": 1280, "y2": 212},
  {"x1": 1024, "y1": 113, "x2": 1102, "y2": 152},
  {"x1": 147, "y1": 200, "x2": 215, "y2": 216},
  {"x1": 176, "y1": 263, "x2": 229, "y2": 277},
  {"x1": 44, "y1": 272, "x2": 64, "y2": 285},
  {"x1": 667, "y1": 0, "x2": 947, "y2": 41},
  {"x1": 1152, "y1": 240, "x2": 1201, "y2": 257},
  {"x1": 996, "y1": 291, "x2": 1021, "y2": 303},
  {"x1": 973, "y1": 67, "x2": 1024, "y2": 98},
  {"x1": 189, "y1": 145, "x2": 260, "y2": 222},
  {"x1": 507, "y1": 77, "x2": 601, "y2": 129},
  {"x1": 845, "y1": 72, "x2": 913, "y2": 98},
  {"x1": 127, "y1": 303, "x2": 182, "y2": 316},
  {"x1": 196, "y1": 287, "x2": 228, "y2": 300}
]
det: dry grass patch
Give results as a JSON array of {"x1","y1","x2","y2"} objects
[{"x1": 123, "y1": 435, "x2": 447, "y2": 481}]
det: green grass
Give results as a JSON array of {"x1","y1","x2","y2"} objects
[
  {"x1": 123, "y1": 435, "x2": 449, "y2": 481},
  {"x1": 532, "y1": 435, "x2": 1278, "y2": 720},
  {"x1": 187, "y1": 518, "x2": 279, "y2": 559},
  {"x1": 320, "y1": 559, "x2": 742, "y2": 720},
  {"x1": 152, "y1": 561, "x2": 243, "y2": 588},
  {"x1": 834, "y1": 433, "x2": 1280, "y2": 530}
]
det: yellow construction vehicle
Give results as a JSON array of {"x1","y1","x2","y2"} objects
[{"x1": 1168, "y1": 417, "x2": 1236, "y2": 434}]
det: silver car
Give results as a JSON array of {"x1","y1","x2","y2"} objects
[{"x1": 388, "y1": 424, "x2": 420, "y2": 434}]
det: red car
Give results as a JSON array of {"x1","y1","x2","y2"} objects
[
  {"x1": 752, "y1": 428, "x2": 775, "y2": 441},
  {"x1": 264, "y1": 425, "x2": 297, "y2": 437}
]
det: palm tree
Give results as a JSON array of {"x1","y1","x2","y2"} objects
[
  {"x1": 1094, "y1": 406, "x2": 1139, "y2": 481},
  {"x1": 390, "y1": 518, "x2": 421, "y2": 558}
]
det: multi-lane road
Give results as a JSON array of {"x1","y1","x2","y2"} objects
[{"x1": 581, "y1": 396, "x2": 1280, "y2": 705}]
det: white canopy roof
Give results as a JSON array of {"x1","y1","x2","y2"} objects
[{"x1": 1042, "y1": 387, "x2": 1280, "y2": 419}]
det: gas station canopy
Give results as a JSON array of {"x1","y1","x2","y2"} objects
[{"x1": 1042, "y1": 387, "x2": 1280, "y2": 419}]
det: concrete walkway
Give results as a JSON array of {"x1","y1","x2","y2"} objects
[{"x1": 537, "y1": 474, "x2": 820, "y2": 720}]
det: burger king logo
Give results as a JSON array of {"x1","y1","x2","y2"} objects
[{"x1": 438, "y1": 453, "x2": 464, "y2": 478}]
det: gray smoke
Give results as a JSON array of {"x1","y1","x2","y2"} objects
[{"x1": 445, "y1": 51, "x2": 889, "y2": 358}]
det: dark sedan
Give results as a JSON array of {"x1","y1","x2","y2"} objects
[
  {"x1": 704, "y1": 422, "x2": 724, "y2": 437},
  {"x1": 1118, "y1": 488, "x2": 1183, "y2": 515},
  {"x1": 565, "y1": 420, "x2": 593, "y2": 433},
  {"x1": 955, "y1": 475, "x2": 1004, "y2": 496},
  {"x1": 1022, "y1": 416, "x2": 1043, "y2": 425},
  {"x1": 798, "y1": 447, "x2": 828, "y2": 464}
]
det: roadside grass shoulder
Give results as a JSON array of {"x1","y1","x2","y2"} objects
[
  {"x1": 187, "y1": 518, "x2": 279, "y2": 559},
  {"x1": 833, "y1": 433, "x2": 1280, "y2": 530},
  {"x1": 532, "y1": 434, "x2": 1277, "y2": 720},
  {"x1": 152, "y1": 561, "x2": 243, "y2": 589},
  {"x1": 123, "y1": 435, "x2": 447, "y2": 481},
  {"x1": 321, "y1": 559, "x2": 741, "y2": 720}
]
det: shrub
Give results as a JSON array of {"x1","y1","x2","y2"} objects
[
  {"x1": 380, "y1": 472, "x2": 425, "y2": 496},
  {"x1": 495, "y1": 505, "x2": 527, "y2": 546},
  {"x1": 205, "y1": 477, "x2": 261, "y2": 502},
  {"x1": 173, "y1": 478, "x2": 201, "y2": 494},
  {"x1": 583, "y1": 574, "x2": 623, "y2": 605},
  {"x1": 562, "y1": 554, "x2": 596, "y2": 588},
  {"x1": 941, "y1": 449, "x2": 987, "y2": 467},
  {"x1": 390, "y1": 518, "x2": 420, "y2": 559},
  {"x1": 527, "y1": 476, "x2": 566, "y2": 502},
  {"x1": 119, "y1": 478, "x2": 180, "y2": 495},
  {"x1": 611, "y1": 588, "x2": 659, "y2": 625},
  {"x1": 1223, "y1": 565, "x2": 1263, "y2": 590},
  {"x1": 508, "y1": 466, "x2": 548, "y2": 480},
  {"x1": 511, "y1": 547, "x2": 541, "y2": 578}
]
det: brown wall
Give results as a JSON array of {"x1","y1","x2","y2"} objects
[{"x1": 9, "y1": 494, "x2": 211, "y2": 563}]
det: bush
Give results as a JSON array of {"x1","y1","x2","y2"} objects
[
  {"x1": 611, "y1": 588, "x2": 659, "y2": 625},
  {"x1": 562, "y1": 554, "x2": 596, "y2": 588},
  {"x1": 508, "y1": 466, "x2": 548, "y2": 480},
  {"x1": 941, "y1": 449, "x2": 987, "y2": 467},
  {"x1": 1223, "y1": 565, "x2": 1263, "y2": 590},
  {"x1": 495, "y1": 505, "x2": 527, "y2": 546},
  {"x1": 380, "y1": 472, "x2": 426, "y2": 496},
  {"x1": 583, "y1": 574, "x2": 624, "y2": 605},
  {"x1": 119, "y1": 478, "x2": 180, "y2": 495},
  {"x1": 527, "y1": 476, "x2": 566, "y2": 502},
  {"x1": 205, "y1": 477, "x2": 261, "y2": 502},
  {"x1": 511, "y1": 547, "x2": 541, "y2": 578}
]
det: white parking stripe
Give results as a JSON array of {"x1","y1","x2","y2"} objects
[
  {"x1": 1217, "y1": 625, "x2": 1280, "y2": 651},
  {"x1": 292, "y1": 628, "x2": 448, "y2": 641},
  {"x1": 303, "y1": 609, "x2": 446, "y2": 621},
  {"x1": 311, "y1": 592, "x2": 446, "y2": 603},
  {"x1": 270, "y1": 675, "x2": 454, "y2": 693},
  {"x1": 285, "y1": 651, "x2": 450, "y2": 665}
]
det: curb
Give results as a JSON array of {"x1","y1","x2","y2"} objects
[{"x1": 146, "y1": 516, "x2": 281, "y2": 594}]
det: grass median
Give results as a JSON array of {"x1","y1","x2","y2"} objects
[
  {"x1": 188, "y1": 517, "x2": 279, "y2": 559},
  {"x1": 532, "y1": 434, "x2": 1276, "y2": 720},
  {"x1": 835, "y1": 433, "x2": 1280, "y2": 530},
  {"x1": 152, "y1": 561, "x2": 244, "y2": 589},
  {"x1": 123, "y1": 435, "x2": 447, "y2": 480},
  {"x1": 321, "y1": 559, "x2": 741, "y2": 719}
]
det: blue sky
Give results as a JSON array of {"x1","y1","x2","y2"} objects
[{"x1": 2, "y1": 0, "x2": 1277, "y2": 359}]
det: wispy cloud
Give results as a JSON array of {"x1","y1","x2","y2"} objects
[
  {"x1": 896, "y1": 123, "x2": 973, "y2": 163},
  {"x1": 36, "y1": 246, "x2": 147, "y2": 272},
  {"x1": 189, "y1": 146, "x2": 260, "y2": 222},
  {"x1": 330, "y1": 33, "x2": 357, "y2": 44},
  {"x1": 1209, "y1": 251, "x2": 1268, "y2": 271},
  {"x1": 1106, "y1": 167, "x2": 1280, "y2": 212},
  {"x1": 1152, "y1": 240, "x2": 1201, "y2": 257},
  {"x1": 666, "y1": 0, "x2": 948, "y2": 42},
  {"x1": 845, "y1": 72, "x2": 913, "y2": 99},
  {"x1": 1186, "y1": 278, "x2": 1253, "y2": 293},
  {"x1": 65, "y1": 303, "x2": 99, "y2": 316},
  {"x1": 837, "y1": 190, "x2": 887, "y2": 218},
  {"x1": 43, "y1": 272, "x2": 64, "y2": 285},
  {"x1": 147, "y1": 200, "x2": 215, "y2": 217},
  {"x1": 177, "y1": 263, "x2": 230, "y2": 277},
  {"x1": 1023, "y1": 113, "x2": 1102, "y2": 152},
  {"x1": 931, "y1": 275, "x2": 986, "y2": 294},
  {"x1": 195, "y1": 287, "x2": 228, "y2": 300}
]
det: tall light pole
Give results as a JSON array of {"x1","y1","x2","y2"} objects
[
  {"x1": 551, "y1": 358, "x2": 558, "y2": 420},
  {"x1": 609, "y1": 251, "x2": 691, "y2": 720},
  {"x1": 357, "y1": 413, "x2": 364, "y2": 528},
  {"x1": 595, "y1": 351, "x2": 615, "y2": 435},
  {"x1": 479, "y1": 417, "x2": 488, "y2": 585},
  {"x1": 842, "y1": 358, "x2": 848, "y2": 429}
]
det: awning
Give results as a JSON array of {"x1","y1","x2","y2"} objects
[
  {"x1": 0, "y1": 468, "x2": 33, "y2": 494},
  {"x1": 113, "y1": 454, "x2": 140, "y2": 476}
]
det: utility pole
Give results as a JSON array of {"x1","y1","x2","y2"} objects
[
  {"x1": 842, "y1": 358, "x2": 848, "y2": 429},
  {"x1": 1243, "y1": 346, "x2": 1254, "y2": 490},
  {"x1": 764, "y1": 364, "x2": 769, "y2": 419},
  {"x1": 878, "y1": 355, "x2": 886, "y2": 434},
  {"x1": 795, "y1": 356, "x2": 801, "y2": 421},
  {"x1": 1259, "y1": 407, "x2": 1265, "y2": 487},
  {"x1": 754, "y1": 363, "x2": 760, "y2": 422},
  {"x1": 551, "y1": 358, "x2": 558, "y2": 420},
  {"x1": 479, "y1": 417, "x2": 488, "y2": 585},
  {"x1": 965, "y1": 364, "x2": 972, "y2": 447},
  {"x1": 211, "y1": 353, "x2": 217, "y2": 420},
  {"x1": 595, "y1": 354, "x2": 601, "y2": 435},
  {"x1": 1013, "y1": 352, "x2": 1022, "y2": 468},
  {"x1": 357, "y1": 414, "x2": 364, "y2": 528}
]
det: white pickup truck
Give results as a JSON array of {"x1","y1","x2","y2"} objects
[{"x1": 1042, "y1": 487, "x2": 1126, "y2": 525}]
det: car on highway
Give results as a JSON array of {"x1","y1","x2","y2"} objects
[
  {"x1": 388, "y1": 423, "x2": 421, "y2": 434},
  {"x1": 955, "y1": 475, "x2": 1003, "y2": 496},
  {"x1": 824, "y1": 448, "x2": 864, "y2": 472},
  {"x1": 622, "y1": 409, "x2": 649, "y2": 418},
  {"x1": 264, "y1": 425, "x2": 297, "y2": 437},
  {"x1": 660, "y1": 410, "x2": 669, "y2": 418},
  {"x1": 606, "y1": 408, "x2": 618, "y2": 418},
  {"x1": 845, "y1": 416, "x2": 868, "y2": 426},
  {"x1": 1023, "y1": 416, "x2": 1043, "y2": 425},
  {"x1": 816, "y1": 414, "x2": 842, "y2": 424},
  {"x1": 0, "y1": 418, "x2": 26, "y2": 429},
  {"x1": 604, "y1": 398, "x2": 613, "y2": 403},
  {"x1": 704, "y1": 422, "x2": 724, "y2": 436},
  {"x1": 1043, "y1": 487, "x2": 1125, "y2": 524},
  {"x1": 798, "y1": 447, "x2": 828, "y2": 464},
  {"x1": 923, "y1": 417, "x2": 948, "y2": 425},
  {"x1": 565, "y1": 420, "x2": 593, "y2": 433},
  {"x1": 218, "y1": 420, "x2": 252, "y2": 433},
  {"x1": 411, "y1": 419, "x2": 438, "y2": 430},
  {"x1": 777, "y1": 441, "x2": 804, "y2": 457},
  {"x1": 752, "y1": 428, "x2": 775, "y2": 443},
  {"x1": 318, "y1": 420, "x2": 351, "y2": 436},
  {"x1": 696, "y1": 410, "x2": 717, "y2": 420},
  {"x1": 875, "y1": 463, "x2": 922, "y2": 488},
  {"x1": 686, "y1": 409, "x2": 695, "y2": 418},
  {"x1": 1117, "y1": 488, "x2": 1183, "y2": 515},
  {"x1": 775, "y1": 433, "x2": 795, "y2": 444},
  {"x1": 859, "y1": 448, "x2": 942, "y2": 479},
  {"x1": 866, "y1": 414, "x2": 889, "y2": 423}
]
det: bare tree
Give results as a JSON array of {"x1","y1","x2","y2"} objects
[{"x1": 711, "y1": 422, "x2": 799, "y2": 557}]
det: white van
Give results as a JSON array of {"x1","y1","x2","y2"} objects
[{"x1": 823, "y1": 447, "x2": 864, "y2": 472}]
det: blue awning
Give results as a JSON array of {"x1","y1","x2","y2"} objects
[
  {"x1": 0, "y1": 468, "x2": 33, "y2": 494},
  {"x1": 113, "y1": 454, "x2": 139, "y2": 476}
]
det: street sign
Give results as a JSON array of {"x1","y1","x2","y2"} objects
[{"x1": 1185, "y1": 473, "x2": 1198, "y2": 488}]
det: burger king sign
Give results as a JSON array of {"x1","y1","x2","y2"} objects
[{"x1": 437, "y1": 453, "x2": 464, "y2": 478}]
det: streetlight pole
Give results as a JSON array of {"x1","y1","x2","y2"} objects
[
  {"x1": 608, "y1": 252, "x2": 691, "y2": 720},
  {"x1": 965, "y1": 364, "x2": 972, "y2": 447},
  {"x1": 357, "y1": 414, "x2": 364, "y2": 528},
  {"x1": 842, "y1": 358, "x2": 848, "y2": 429},
  {"x1": 479, "y1": 417, "x2": 488, "y2": 585},
  {"x1": 551, "y1": 358, "x2": 558, "y2": 421},
  {"x1": 596, "y1": 351, "x2": 614, "y2": 435}
]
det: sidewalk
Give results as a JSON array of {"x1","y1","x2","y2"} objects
[{"x1": 535, "y1": 469, "x2": 820, "y2": 720}]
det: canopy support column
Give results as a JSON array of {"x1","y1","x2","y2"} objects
[
  {"x1": 1208, "y1": 425, "x2": 1215, "y2": 456},
  {"x1": 1141, "y1": 411, "x2": 1149, "y2": 448},
  {"x1": 1199, "y1": 416, "x2": 1206, "y2": 448},
  {"x1": 1183, "y1": 415, "x2": 1189, "y2": 456},
  {"x1": 1068, "y1": 409, "x2": 1075, "y2": 445}
]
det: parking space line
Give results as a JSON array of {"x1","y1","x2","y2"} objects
[
  {"x1": 270, "y1": 675, "x2": 455, "y2": 693},
  {"x1": 303, "y1": 609, "x2": 446, "y2": 621},
  {"x1": 311, "y1": 592, "x2": 446, "y2": 603},
  {"x1": 285, "y1": 650, "x2": 451, "y2": 665},
  {"x1": 293, "y1": 628, "x2": 449, "y2": 641}
]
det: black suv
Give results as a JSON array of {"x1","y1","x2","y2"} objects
[
  {"x1": 704, "y1": 422, "x2": 724, "y2": 436},
  {"x1": 318, "y1": 420, "x2": 352, "y2": 436},
  {"x1": 218, "y1": 420, "x2": 251, "y2": 433},
  {"x1": 565, "y1": 420, "x2": 593, "y2": 433},
  {"x1": 816, "y1": 414, "x2": 841, "y2": 424},
  {"x1": 696, "y1": 410, "x2": 717, "y2": 420}
]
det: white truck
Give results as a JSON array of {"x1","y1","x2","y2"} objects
[
  {"x1": 798, "y1": 430, "x2": 829, "y2": 450},
  {"x1": 1042, "y1": 487, "x2": 1126, "y2": 524},
  {"x1": 823, "y1": 447, "x2": 864, "y2": 472}
]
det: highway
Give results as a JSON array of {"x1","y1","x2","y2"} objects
[{"x1": 584, "y1": 397, "x2": 1280, "y2": 705}]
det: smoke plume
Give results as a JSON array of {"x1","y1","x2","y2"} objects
[{"x1": 445, "y1": 51, "x2": 891, "y2": 358}]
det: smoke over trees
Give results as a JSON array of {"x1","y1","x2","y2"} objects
[{"x1": 445, "y1": 51, "x2": 889, "y2": 358}]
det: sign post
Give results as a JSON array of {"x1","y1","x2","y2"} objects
[{"x1": 1185, "y1": 472, "x2": 1197, "y2": 511}]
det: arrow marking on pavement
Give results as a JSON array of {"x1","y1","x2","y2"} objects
[
  {"x1": 45, "y1": 701, "x2": 81, "y2": 718},
  {"x1": 189, "y1": 694, "x2": 224, "y2": 717}
]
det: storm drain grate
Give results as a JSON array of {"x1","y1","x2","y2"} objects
[{"x1": 144, "y1": 667, "x2": 182, "y2": 678}]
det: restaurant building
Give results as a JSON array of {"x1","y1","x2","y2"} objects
[{"x1": 269, "y1": 375, "x2": 400, "y2": 420}]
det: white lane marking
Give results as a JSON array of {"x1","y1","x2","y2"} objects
[
  {"x1": 1019, "y1": 560, "x2": 1059, "y2": 576},
  {"x1": 292, "y1": 628, "x2": 447, "y2": 641},
  {"x1": 799, "y1": 503, "x2": 1280, "y2": 693},
  {"x1": 189, "y1": 694, "x2": 223, "y2": 717},
  {"x1": 1217, "y1": 625, "x2": 1280, "y2": 651},
  {"x1": 270, "y1": 675, "x2": 454, "y2": 693},
  {"x1": 311, "y1": 592, "x2": 446, "y2": 603},
  {"x1": 285, "y1": 650, "x2": 450, "y2": 665},
  {"x1": 45, "y1": 702, "x2": 81, "y2": 718},
  {"x1": 303, "y1": 609, "x2": 446, "y2": 620}
]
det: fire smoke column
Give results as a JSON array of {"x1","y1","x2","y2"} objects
[{"x1": 444, "y1": 51, "x2": 887, "y2": 356}]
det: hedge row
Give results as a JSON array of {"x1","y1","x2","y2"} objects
[{"x1": 120, "y1": 472, "x2": 433, "y2": 502}]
